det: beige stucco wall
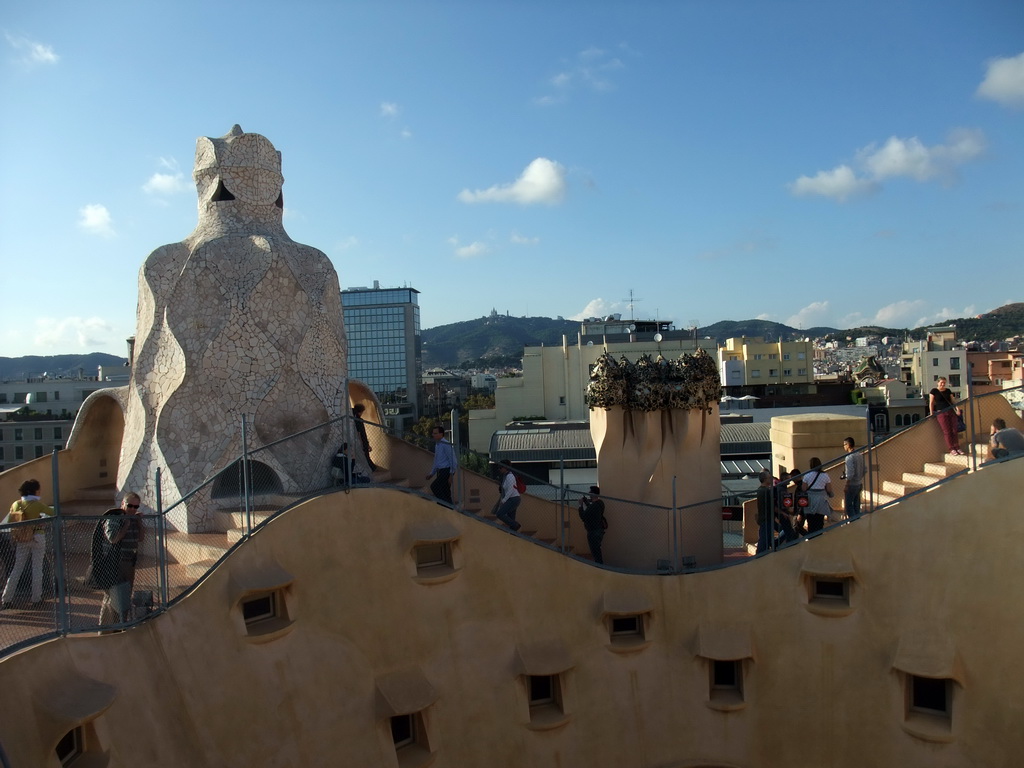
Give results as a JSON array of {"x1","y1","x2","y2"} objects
[{"x1": 6, "y1": 458, "x2": 1020, "y2": 767}]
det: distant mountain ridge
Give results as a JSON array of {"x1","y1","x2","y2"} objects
[
  {"x1": 5, "y1": 304, "x2": 1021, "y2": 375},
  {"x1": 0, "y1": 353, "x2": 128, "y2": 382},
  {"x1": 421, "y1": 303, "x2": 1024, "y2": 368}
]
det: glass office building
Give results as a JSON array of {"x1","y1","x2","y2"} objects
[{"x1": 341, "y1": 283, "x2": 422, "y2": 435}]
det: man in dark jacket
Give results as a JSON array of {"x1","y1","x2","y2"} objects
[{"x1": 578, "y1": 486, "x2": 606, "y2": 564}]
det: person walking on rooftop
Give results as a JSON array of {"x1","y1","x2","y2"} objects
[
  {"x1": 578, "y1": 486, "x2": 606, "y2": 563},
  {"x1": 426, "y1": 425, "x2": 457, "y2": 504},
  {"x1": 493, "y1": 461, "x2": 522, "y2": 531},
  {"x1": 842, "y1": 437, "x2": 866, "y2": 517},
  {"x1": 1, "y1": 479, "x2": 51, "y2": 609},
  {"x1": 929, "y1": 377, "x2": 963, "y2": 455}
]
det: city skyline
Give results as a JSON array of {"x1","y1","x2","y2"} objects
[{"x1": 1, "y1": 1, "x2": 1022, "y2": 358}]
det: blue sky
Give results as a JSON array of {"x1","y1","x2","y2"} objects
[{"x1": 1, "y1": 1, "x2": 1022, "y2": 358}]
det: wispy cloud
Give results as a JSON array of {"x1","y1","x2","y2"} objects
[
  {"x1": 33, "y1": 316, "x2": 115, "y2": 351},
  {"x1": 977, "y1": 51, "x2": 1024, "y2": 108},
  {"x1": 77, "y1": 204, "x2": 115, "y2": 238},
  {"x1": 696, "y1": 231, "x2": 779, "y2": 261},
  {"x1": 447, "y1": 236, "x2": 489, "y2": 259},
  {"x1": 789, "y1": 129, "x2": 986, "y2": 203},
  {"x1": 535, "y1": 44, "x2": 631, "y2": 105},
  {"x1": 458, "y1": 158, "x2": 566, "y2": 205},
  {"x1": 5, "y1": 33, "x2": 59, "y2": 67},
  {"x1": 510, "y1": 231, "x2": 539, "y2": 246},
  {"x1": 380, "y1": 102, "x2": 399, "y2": 117},
  {"x1": 142, "y1": 157, "x2": 189, "y2": 196}
]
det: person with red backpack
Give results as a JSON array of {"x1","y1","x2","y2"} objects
[{"x1": 492, "y1": 460, "x2": 522, "y2": 531}]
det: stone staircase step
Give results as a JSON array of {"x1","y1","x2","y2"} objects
[
  {"x1": 922, "y1": 462, "x2": 952, "y2": 477},
  {"x1": 73, "y1": 485, "x2": 118, "y2": 502},
  {"x1": 882, "y1": 480, "x2": 923, "y2": 496},
  {"x1": 901, "y1": 472, "x2": 941, "y2": 486}
]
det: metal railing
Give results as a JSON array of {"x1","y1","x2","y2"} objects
[{"x1": 2, "y1": 385, "x2": 1021, "y2": 659}]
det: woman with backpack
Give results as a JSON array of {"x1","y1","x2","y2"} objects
[{"x1": 800, "y1": 457, "x2": 834, "y2": 534}]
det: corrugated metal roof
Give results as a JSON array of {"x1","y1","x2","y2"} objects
[
  {"x1": 490, "y1": 427, "x2": 595, "y2": 462},
  {"x1": 489, "y1": 421, "x2": 772, "y2": 464}
]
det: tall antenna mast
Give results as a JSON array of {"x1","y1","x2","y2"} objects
[{"x1": 622, "y1": 289, "x2": 644, "y2": 321}]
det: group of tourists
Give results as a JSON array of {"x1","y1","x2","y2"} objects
[{"x1": 1, "y1": 479, "x2": 143, "y2": 625}]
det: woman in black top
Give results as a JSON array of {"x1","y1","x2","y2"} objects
[{"x1": 929, "y1": 377, "x2": 963, "y2": 455}]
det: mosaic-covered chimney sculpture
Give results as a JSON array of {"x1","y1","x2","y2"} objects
[
  {"x1": 585, "y1": 349, "x2": 722, "y2": 566},
  {"x1": 119, "y1": 126, "x2": 348, "y2": 531}
]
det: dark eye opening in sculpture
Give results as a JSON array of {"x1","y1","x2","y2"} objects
[
  {"x1": 275, "y1": 192, "x2": 283, "y2": 209},
  {"x1": 211, "y1": 180, "x2": 235, "y2": 202}
]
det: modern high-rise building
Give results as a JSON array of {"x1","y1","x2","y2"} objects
[{"x1": 341, "y1": 281, "x2": 422, "y2": 435}]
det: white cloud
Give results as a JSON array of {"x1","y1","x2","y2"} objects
[
  {"x1": 790, "y1": 129, "x2": 985, "y2": 203},
  {"x1": 447, "y1": 236, "x2": 489, "y2": 259},
  {"x1": 400, "y1": 127, "x2": 412, "y2": 139},
  {"x1": 858, "y1": 129, "x2": 985, "y2": 182},
  {"x1": 569, "y1": 298, "x2": 622, "y2": 322},
  {"x1": 5, "y1": 33, "x2": 59, "y2": 67},
  {"x1": 380, "y1": 102, "x2": 399, "y2": 117},
  {"x1": 841, "y1": 301, "x2": 980, "y2": 330},
  {"x1": 510, "y1": 231, "x2": 539, "y2": 246},
  {"x1": 977, "y1": 51, "x2": 1024, "y2": 108},
  {"x1": 33, "y1": 316, "x2": 115, "y2": 351},
  {"x1": 458, "y1": 158, "x2": 567, "y2": 205},
  {"x1": 786, "y1": 301, "x2": 831, "y2": 329},
  {"x1": 789, "y1": 165, "x2": 877, "y2": 203},
  {"x1": 142, "y1": 157, "x2": 188, "y2": 196},
  {"x1": 143, "y1": 172, "x2": 188, "y2": 195},
  {"x1": 77, "y1": 204, "x2": 115, "y2": 238}
]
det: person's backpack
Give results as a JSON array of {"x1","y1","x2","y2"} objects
[{"x1": 514, "y1": 474, "x2": 527, "y2": 494}]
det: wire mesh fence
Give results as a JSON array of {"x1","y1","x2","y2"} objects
[{"x1": 2, "y1": 385, "x2": 1021, "y2": 659}]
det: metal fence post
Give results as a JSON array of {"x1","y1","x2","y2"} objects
[
  {"x1": 155, "y1": 467, "x2": 168, "y2": 607},
  {"x1": 50, "y1": 447, "x2": 68, "y2": 635},
  {"x1": 559, "y1": 458, "x2": 566, "y2": 553},
  {"x1": 966, "y1": 362, "x2": 977, "y2": 472},
  {"x1": 450, "y1": 408, "x2": 461, "y2": 510},
  {"x1": 241, "y1": 414, "x2": 252, "y2": 536},
  {"x1": 672, "y1": 475, "x2": 679, "y2": 573}
]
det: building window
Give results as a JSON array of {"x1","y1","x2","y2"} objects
[
  {"x1": 242, "y1": 592, "x2": 278, "y2": 625},
  {"x1": 798, "y1": 352, "x2": 806, "y2": 360},
  {"x1": 56, "y1": 726, "x2": 83, "y2": 766},
  {"x1": 949, "y1": 358, "x2": 960, "y2": 370},
  {"x1": 753, "y1": 354, "x2": 763, "y2": 360},
  {"x1": 811, "y1": 577, "x2": 850, "y2": 607},
  {"x1": 798, "y1": 368, "x2": 807, "y2": 376},
  {"x1": 14, "y1": 428, "x2": 23, "y2": 441},
  {"x1": 768, "y1": 353, "x2": 778, "y2": 359},
  {"x1": 709, "y1": 660, "x2": 743, "y2": 707},
  {"x1": 35, "y1": 427, "x2": 44, "y2": 440},
  {"x1": 910, "y1": 675, "x2": 950, "y2": 716},
  {"x1": 35, "y1": 446, "x2": 44, "y2": 458},
  {"x1": 54, "y1": 427, "x2": 63, "y2": 440},
  {"x1": 901, "y1": 673, "x2": 955, "y2": 742},
  {"x1": 35, "y1": 391, "x2": 48, "y2": 403},
  {"x1": 415, "y1": 542, "x2": 451, "y2": 571},
  {"x1": 528, "y1": 674, "x2": 563, "y2": 717},
  {"x1": 750, "y1": 370, "x2": 761, "y2": 379},
  {"x1": 769, "y1": 368, "x2": 779, "y2": 377},
  {"x1": 15, "y1": 447, "x2": 24, "y2": 460},
  {"x1": 783, "y1": 369, "x2": 792, "y2": 376},
  {"x1": 54, "y1": 391, "x2": 61, "y2": 400},
  {"x1": 948, "y1": 374, "x2": 961, "y2": 387},
  {"x1": 783, "y1": 353, "x2": 791, "y2": 360}
]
